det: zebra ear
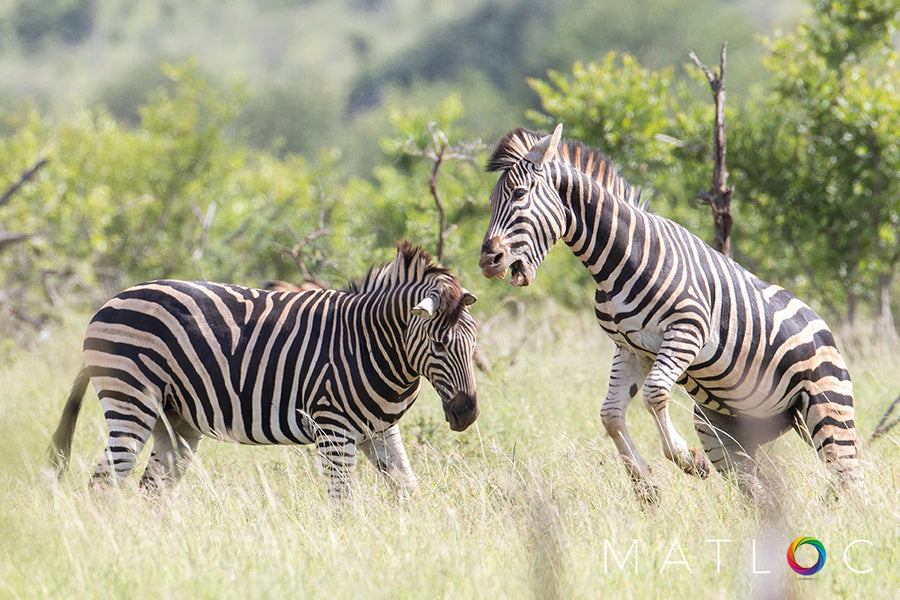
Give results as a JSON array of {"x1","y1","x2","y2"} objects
[
  {"x1": 411, "y1": 296, "x2": 436, "y2": 319},
  {"x1": 524, "y1": 123, "x2": 563, "y2": 167},
  {"x1": 461, "y1": 290, "x2": 477, "y2": 306}
]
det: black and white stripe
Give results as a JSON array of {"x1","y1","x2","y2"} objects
[
  {"x1": 479, "y1": 125, "x2": 861, "y2": 500},
  {"x1": 51, "y1": 241, "x2": 479, "y2": 500}
]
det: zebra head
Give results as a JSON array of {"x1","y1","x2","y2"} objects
[
  {"x1": 479, "y1": 124, "x2": 566, "y2": 287},
  {"x1": 406, "y1": 285, "x2": 479, "y2": 432}
]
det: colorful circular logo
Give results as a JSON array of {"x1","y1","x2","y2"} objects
[{"x1": 787, "y1": 537, "x2": 827, "y2": 575}]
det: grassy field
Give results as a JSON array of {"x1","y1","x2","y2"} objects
[{"x1": 1, "y1": 307, "x2": 898, "y2": 599}]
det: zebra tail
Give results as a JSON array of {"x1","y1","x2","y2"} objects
[{"x1": 49, "y1": 366, "x2": 90, "y2": 475}]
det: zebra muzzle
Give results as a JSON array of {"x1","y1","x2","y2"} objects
[
  {"x1": 445, "y1": 391, "x2": 479, "y2": 432},
  {"x1": 479, "y1": 236, "x2": 512, "y2": 280}
]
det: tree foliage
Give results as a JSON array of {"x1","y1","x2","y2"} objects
[
  {"x1": 526, "y1": 2, "x2": 900, "y2": 331},
  {"x1": 0, "y1": 64, "x2": 336, "y2": 342},
  {"x1": 5, "y1": 0, "x2": 900, "y2": 350},
  {"x1": 732, "y1": 0, "x2": 900, "y2": 327},
  {"x1": 526, "y1": 52, "x2": 713, "y2": 242}
]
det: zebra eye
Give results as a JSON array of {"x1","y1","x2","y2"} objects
[
  {"x1": 433, "y1": 333, "x2": 451, "y2": 353},
  {"x1": 511, "y1": 187, "x2": 527, "y2": 201}
]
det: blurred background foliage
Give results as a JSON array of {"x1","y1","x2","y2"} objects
[{"x1": 4, "y1": 0, "x2": 900, "y2": 352}]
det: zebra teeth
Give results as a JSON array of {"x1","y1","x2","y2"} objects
[
  {"x1": 510, "y1": 260, "x2": 526, "y2": 286},
  {"x1": 495, "y1": 268, "x2": 508, "y2": 280}
]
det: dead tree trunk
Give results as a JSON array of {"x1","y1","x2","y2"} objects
[
  {"x1": 428, "y1": 140, "x2": 448, "y2": 263},
  {"x1": 690, "y1": 43, "x2": 734, "y2": 257}
]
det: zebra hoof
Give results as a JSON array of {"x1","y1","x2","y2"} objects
[
  {"x1": 634, "y1": 480, "x2": 660, "y2": 506},
  {"x1": 687, "y1": 447, "x2": 710, "y2": 479}
]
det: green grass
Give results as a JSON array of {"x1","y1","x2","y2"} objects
[{"x1": 1, "y1": 307, "x2": 899, "y2": 599}]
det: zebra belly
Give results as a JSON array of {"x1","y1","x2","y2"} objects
[
  {"x1": 185, "y1": 392, "x2": 320, "y2": 446},
  {"x1": 678, "y1": 366, "x2": 798, "y2": 420},
  {"x1": 594, "y1": 319, "x2": 795, "y2": 420},
  {"x1": 597, "y1": 321, "x2": 664, "y2": 357}
]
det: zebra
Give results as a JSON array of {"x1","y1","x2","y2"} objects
[
  {"x1": 50, "y1": 241, "x2": 479, "y2": 501},
  {"x1": 478, "y1": 124, "x2": 861, "y2": 501}
]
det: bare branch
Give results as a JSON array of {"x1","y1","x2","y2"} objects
[
  {"x1": 0, "y1": 157, "x2": 49, "y2": 208},
  {"x1": 0, "y1": 233, "x2": 30, "y2": 252},
  {"x1": 396, "y1": 123, "x2": 485, "y2": 262},
  {"x1": 190, "y1": 201, "x2": 217, "y2": 277},
  {"x1": 693, "y1": 190, "x2": 714, "y2": 204},
  {"x1": 654, "y1": 133, "x2": 685, "y2": 148},
  {"x1": 872, "y1": 393, "x2": 900, "y2": 439},
  {"x1": 688, "y1": 50, "x2": 717, "y2": 86},
  {"x1": 279, "y1": 228, "x2": 332, "y2": 288}
]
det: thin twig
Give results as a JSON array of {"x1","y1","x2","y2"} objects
[
  {"x1": 689, "y1": 50, "x2": 718, "y2": 88},
  {"x1": 279, "y1": 228, "x2": 332, "y2": 288},
  {"x1": 0, "y1": 233, "x2": 30, "y2": 251},
  {"x1": 0, "y1": 157, "x2": 49, "y2": 208},
  {"x1": 872, "y1": 393, "x2": 900, "y2": 439}
]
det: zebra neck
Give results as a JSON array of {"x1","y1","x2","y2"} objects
[
  {"x1": 556, "y1": 164, "x2": 644, "y2": 288},
  {"x1": 354, "y1": 286, "x2": 420, "y2": 389}
]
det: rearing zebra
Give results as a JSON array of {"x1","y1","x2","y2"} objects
[
  {"x1": 478, "y1": 125, "x2": 861, "y2": 501},
  {"x1": 50, "y1": 241, "x2": 479, "y2": 500}
]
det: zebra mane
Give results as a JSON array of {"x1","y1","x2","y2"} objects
[
  {"x1": 486, "y1": 127, "x2": 644, "y2": 209},
  {"x1": 345, "y1": 240, "x2": 467, "y2": 326}
]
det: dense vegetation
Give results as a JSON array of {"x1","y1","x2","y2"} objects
[
  {"x1": 0, "y1": 0, "x2": 794, "y2": 345},
  {"x1": 4, "y1": 0, "x2": 899, "y2": 345}
]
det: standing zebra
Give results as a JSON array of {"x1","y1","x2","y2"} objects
[
  {"x1": 50, "y1": 241, "x2": 479, "y2": 500},
  {"x1": 478, "y1": 125, "x2": 861, "y2": 501}
]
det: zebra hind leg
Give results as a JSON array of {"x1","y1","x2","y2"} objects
[
  {"x1": 693, "y1": 406, "x2": 766, "y2": 501},
  {"x1": 315, "y1": 427, "x2": 358, "y2": 503},
  {"x1": 92, "y1": 388, "x2": 159, "y2": 488},
  {"x1": 797, "y1": 389, "x2": 864, "y2": 494},
  {"x1": 139, "y1": 410, "x2": 203, "y2": 492}
]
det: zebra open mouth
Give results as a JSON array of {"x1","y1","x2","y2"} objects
[
  {"x1": 479, "y1": 246, "x2": 531, "y2": 285},
  {"x1": 509, "y1": 259, "x2": 528, "y2": 287}
]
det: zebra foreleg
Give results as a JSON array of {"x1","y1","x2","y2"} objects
[
  {"x1": 315, "y1": 428, "x2": 358, "y2": 502},
  {"x1": 642, "y1": 328, "x2": 710, "y2": 479},
  {"x1": 357, "y1": 423, "x2": 418, "y2": 496},
  {"x1": 600, "y1": 348, "x2": 658, "y2": 503},
  {"x1": 139, "y1": 411, "x2": 203, "y2": 492}
]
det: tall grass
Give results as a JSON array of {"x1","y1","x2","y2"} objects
[{"x1": 1, "y1": 307, "x2": 898, "y2": 598}]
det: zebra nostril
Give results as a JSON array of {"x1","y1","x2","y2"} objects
[{"x1": 480, "y1": 237, "x2": 509, "y2": 274}]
